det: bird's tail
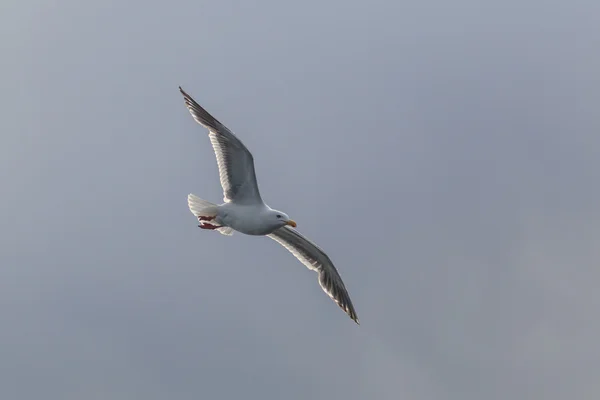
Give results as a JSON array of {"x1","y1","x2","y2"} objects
[
  {"x1": 188, "y1": 193, "x2": 218, "y2": 217},
  {"x1": 187, "y1": 194, "x2": 234, "y2": 236}
]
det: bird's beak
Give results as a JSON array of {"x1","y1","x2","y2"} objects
[{"x1": 286, "y1": 220, "x2": 297, "y2": 228}]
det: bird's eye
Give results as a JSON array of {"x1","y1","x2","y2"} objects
[{"x1": 276, "y1": 215, "x2": 282, "y2": 218}]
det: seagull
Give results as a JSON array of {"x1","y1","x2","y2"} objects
[{"x1": 179, "y1": 86, "x2": 359, "y2": 324}]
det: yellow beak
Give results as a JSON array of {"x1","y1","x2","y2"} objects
[{"x1": 286, "y1": 220, "x2": 297, "y2": 228}]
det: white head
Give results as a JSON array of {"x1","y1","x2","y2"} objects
[{"x1": 269, "y1": 209, "x2": 297, "y2": 229}]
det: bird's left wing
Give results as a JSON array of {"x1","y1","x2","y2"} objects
[
  {"x1": 179, "y1": 86, "x2": 263, "y2": 204},
  {"x1": 268, "y1": 226, "x2": 359, "y2": 324}
]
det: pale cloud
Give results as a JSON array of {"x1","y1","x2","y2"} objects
[{"x1": 1, "y1": 0, "x2": 599, "y2": 398}]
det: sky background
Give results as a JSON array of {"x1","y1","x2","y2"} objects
[{"x1": 2, "y1": 0, "x2": 600, "y2": 399}]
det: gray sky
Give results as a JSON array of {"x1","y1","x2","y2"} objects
[{"x1": 2, "y1": 0, "x2": 600, "y2": 399}]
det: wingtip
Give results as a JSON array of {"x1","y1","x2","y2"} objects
[
  {"x1": 343, "y1": 301, "x2": 359, "y2": 325},
  {"x1": 342, "y1": 304, "x2": 359, "y2": 325}
]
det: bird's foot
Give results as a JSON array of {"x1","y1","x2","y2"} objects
[
  {"x1": 198, "y1": 223, "x2": 220, "y2": 230},
  {"x1": 197, "y1": 215, "x2": 215, "y2": 221}
]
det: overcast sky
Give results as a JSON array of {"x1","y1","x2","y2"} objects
[{"x1": 2, "y1": 0, "x2": 600, "y2": 399}]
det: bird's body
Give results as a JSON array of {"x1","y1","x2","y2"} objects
[
  {"x1": 179, "y1": 86, "x2": 359, "y2": 324},
  {"x1": 217, "y1": 203, "x2": 282, "y2": 236}
]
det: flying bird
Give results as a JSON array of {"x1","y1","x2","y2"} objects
[{"x1": 179, "y1": 86, "x2": 359, "y2": 324}]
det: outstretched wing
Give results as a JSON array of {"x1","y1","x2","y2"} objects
[
  {"x1": 179, "y1": 87, "x2": 263, "y2": 204},
  {"x1": 268, "y1": 226, "x2": 359, "y2": 324}
]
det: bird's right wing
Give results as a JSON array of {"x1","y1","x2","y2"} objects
[
  {"x1": 268, "y1": 226, "x2": 359, "y2": 324},
  {"x1": 179, "y1": 87, "x2": 263, "y2": 204}
]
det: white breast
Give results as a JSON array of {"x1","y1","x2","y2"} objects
[{"x1": 218, "y1": 203, "x2": 276, "y2": 235}]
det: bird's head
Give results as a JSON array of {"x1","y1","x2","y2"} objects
[{"x1": 271, "y1": 210, "x2": 297, "y2": 228}]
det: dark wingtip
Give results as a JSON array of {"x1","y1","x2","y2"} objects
[
  {"x1": 341, "y1": 302, "x2": 359, "y2": 325},
  {"x1": 343, "y1": 298, "x2": 359, "y2": 325}
]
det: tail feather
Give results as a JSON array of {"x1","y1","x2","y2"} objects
[
  {"x1": 216, "y1": 226, "x2": 235, "y2": 236},
  {"x1": 187, "y1": 194, "x2": 234, "y2": 236},
  {"x1": 188, "y1": 193, "x2": 218, "y2": 217}
]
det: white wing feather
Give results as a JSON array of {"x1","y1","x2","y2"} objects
[
  {"x1": 268, "y1": 226, "x2": 359, "y2": 324},
  {"x1": 180, "y1": 87, "x2": 263, "y2": 204}
]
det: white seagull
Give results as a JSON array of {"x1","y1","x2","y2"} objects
[{"x1": 179, "y1": 86, "x2": 359, "y2": 324}]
